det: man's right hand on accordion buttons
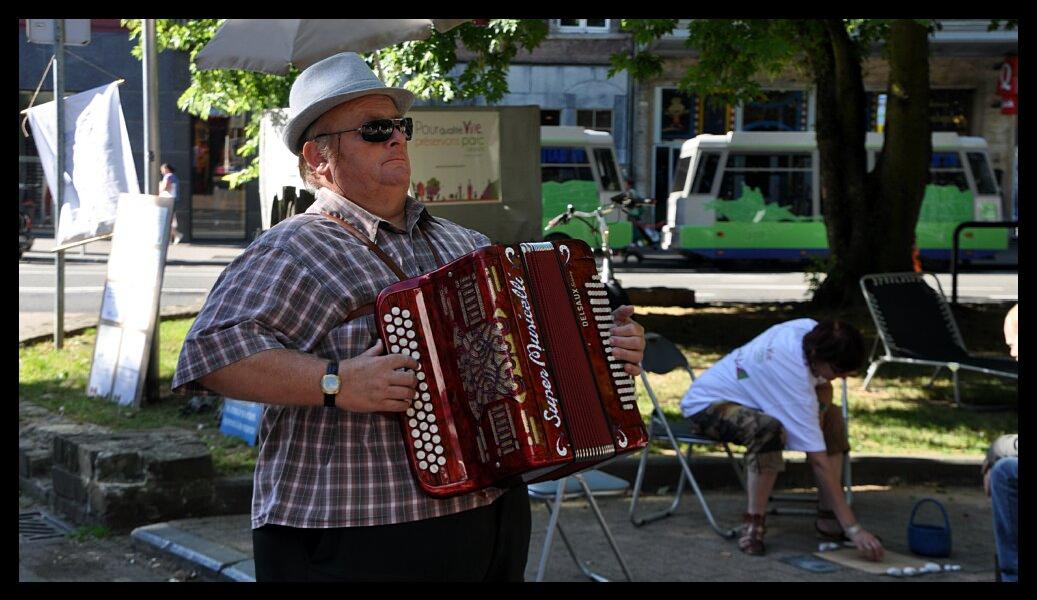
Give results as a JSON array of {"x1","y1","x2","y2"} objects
[
  {"x1": 337, "y1": 340, "x2": 419, "y2": 413},
  {"x1": 609, "y1": 305, "x2": 646, "y2": 376}
]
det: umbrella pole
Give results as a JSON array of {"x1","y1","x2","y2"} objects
[{"x1": 371, "y1": 52, "x2": 386, "y2": 81}]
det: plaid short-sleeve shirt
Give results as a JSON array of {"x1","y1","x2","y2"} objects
[{"x1": 172, "y1": 188, "x2": 503, "y2": 529}]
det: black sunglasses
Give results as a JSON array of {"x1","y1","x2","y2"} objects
[{"x1": 312, "y1": 117, "x2": 413, "y2": 143}]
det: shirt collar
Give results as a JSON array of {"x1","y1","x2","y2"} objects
[{"x1": 307, "y1": 187, "x2": 434, "y2": 242}]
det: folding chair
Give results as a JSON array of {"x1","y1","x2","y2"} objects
[
  {"x1": 628, "y1": 332, "x2": 740, "y2": 538},
  {"x1": 527, "y1": 469, "x2": 634, "y2": 582},
  {"x1": 860, "y1": 272, "x2": 1017, "y2": 410}
]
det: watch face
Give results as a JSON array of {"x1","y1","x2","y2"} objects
[{"x1": 321, "y1": 374, "x2": 341, "y2": 395}]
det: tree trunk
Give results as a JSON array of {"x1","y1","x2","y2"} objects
[
  {"x1": 868, "y1": 20, "x2": 931, "y2": 273},
  {"x1": 804, "y1": 20, "x2": 870, "y2": 308}
]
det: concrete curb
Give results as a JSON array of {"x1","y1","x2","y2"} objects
[
  {"x1": 18, "y1": 308, "x2": 203, "y2": 347},
  {"x1": 131, "y1": 523, "x2": 254, "y2": 582}
]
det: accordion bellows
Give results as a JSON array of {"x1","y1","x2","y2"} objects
[{"x1": 376, "y1": 239, "x2": 648, "y2": 498}]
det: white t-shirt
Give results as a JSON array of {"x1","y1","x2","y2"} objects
[{"x1": 680, "y1": 318, "x2": 826, "y2": 452}]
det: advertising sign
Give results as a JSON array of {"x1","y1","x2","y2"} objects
[
  {"x1": 86, "y1": 193, "x2": 173, "y2": 407},
  {"x1": 409, "y1": 111, "x2": 501, "y2": 204}
]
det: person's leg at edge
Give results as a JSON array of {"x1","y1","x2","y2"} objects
[{"x1": 990, "y1": 457, "x2": 1018, "y2": 582}]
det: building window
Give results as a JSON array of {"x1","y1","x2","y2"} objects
[
  {"x1": 741, "y1": 91, "x2": 808, "y2": 132},
  {"x1": 577, "y1": 109, "x2": 612, "y2": 133},
  {"x1": 657, "y1": 88, "x2": 734, "y2": 143},
  {"x1": 929, "y1": 89, "x2": 973, "y2": 135},
  {"x1": 540, "y1": 109, "x2": 561, "y2": 126},
  {"x1": 190, "y1": 115, "x2": 247, "y2": 240},
  {"x1": 553, "y1": 19, "x2": 610, "y2": 32},
  {"x1": 19, "y1": 90, "x2": 60, "y2": 229},
  {"x1": 868, "y1": 89, "x2": 973, "y2": 135}
]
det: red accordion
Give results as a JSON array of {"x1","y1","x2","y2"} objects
[{"x1": 375, "y1": 239, "x2": 648, "y2": 498}]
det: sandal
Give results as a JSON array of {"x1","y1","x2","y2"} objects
[
  {"x1": 815, "y1": 509, "x2": 851, "y2": 542},
  {"x1": 739, "y1": 513, "x2": 767, "y2": 556}
]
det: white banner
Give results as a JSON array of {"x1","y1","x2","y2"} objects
[
  {"x1": 409, "y1": 111, "x2": 501, "y2": 205},
  {"x1": 26, "y1": 82, "x2": 140, "y2": 245}
]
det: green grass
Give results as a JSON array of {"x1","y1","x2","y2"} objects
[
  {"x1": 19, "y1": 302, "x2": 1018, "y2": 477},
  {"x1": 19, "y1": 317, "x2": 258, "y2": 476}
]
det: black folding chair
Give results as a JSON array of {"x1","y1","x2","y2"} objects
[
  {"x1": 628, "y1": 332, "x2": 740, "y2": 538},
  {"x1": 860, "y1": 272, "x2": 1017, "y2": 410}
]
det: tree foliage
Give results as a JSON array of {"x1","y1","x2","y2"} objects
[{"x1": 122, "y1": 19, "x2": 548, "y2": 187}]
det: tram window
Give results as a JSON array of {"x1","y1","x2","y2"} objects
[
  {"x1": 673, "y1": 156, "x2": 692, "y2": 193},
  {"x1": 593, "y1": 148, "x2": 622, "y2": 191},
  {"x1": 966, "y1": 152, "x2": 999, "y2": 195},
  {"x1": 692, "y1": 152, "x2": 721, "y2": 194},
  {"x1": 927, "y1": 170, "x2": 970, "y2": 191},
  {"x1": 541, "y1": 166, "x2": 595, "y2": 184}
]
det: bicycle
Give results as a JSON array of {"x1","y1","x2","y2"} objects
[{"x1": 544, "y1": 189, "x2": 654, "y2": 311}]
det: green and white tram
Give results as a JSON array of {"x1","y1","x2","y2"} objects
[{"x1": 663, "y1": 131, "x2": 1007, "y2": 262}]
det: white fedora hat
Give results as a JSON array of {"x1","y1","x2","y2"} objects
[{"x1": 282, "y1": 52, "x2": 415, "y2": 155}]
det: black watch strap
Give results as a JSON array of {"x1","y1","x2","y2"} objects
[{"x1": 323, "y1": 360, "x2": 339, "y2": 407}]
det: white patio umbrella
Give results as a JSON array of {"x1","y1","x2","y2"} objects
[{"x1": 195, "y1": 19, "x2": 471, "y2": 74}]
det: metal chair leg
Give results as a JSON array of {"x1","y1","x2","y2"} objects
[
  {"x1": 574, "y1": 474, "x2": 633, "y2": 581},
  {"x1": 861, "y1": 359, "x2": 883, "y2": 390},
  {"x1": 535, "y1": 476, "x2": 567, "y2": 582}
]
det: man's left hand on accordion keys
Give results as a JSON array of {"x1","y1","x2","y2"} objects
[{"x1": 608, "y1": 305, "x2": 646, "y2": 377}]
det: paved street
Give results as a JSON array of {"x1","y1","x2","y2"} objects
[{"x1": 614, "y1": 269, "x2": 1018, "y2": 304}]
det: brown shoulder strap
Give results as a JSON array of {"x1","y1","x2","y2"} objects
[{"x1": 321, "y1": 211, "x2": 408, "y2": 281}]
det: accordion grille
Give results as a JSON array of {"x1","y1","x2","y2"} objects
[{"x1": 522, "y1": 247, "x2": 614, "y2": 461}]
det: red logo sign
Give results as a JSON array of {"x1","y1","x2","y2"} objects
[{"x1": 999, "y1": 56, "x2": 1018, "y2": 115}]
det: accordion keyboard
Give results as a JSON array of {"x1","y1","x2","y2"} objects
[
  {"x1": 584, "y1": 277, "x2": 639, "y2": 412},
  {"x1": 383, "y1": 306, "x2": 447, "y2": 475}
]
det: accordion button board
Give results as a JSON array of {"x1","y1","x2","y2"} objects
[{"x1": 376, "y1": 239, "x2": 648, "y2": 498}]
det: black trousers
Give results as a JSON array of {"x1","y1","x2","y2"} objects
[{"x1": 253, "y1": 484, "x2": 532, "y2": 582}]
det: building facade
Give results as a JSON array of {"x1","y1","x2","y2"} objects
[
  {"x1": 18, "y1": 19, "x2": 262, "y2": 243},
  {"x1": 631, "y1": 19, "x2": 1019, "y2": 224}
]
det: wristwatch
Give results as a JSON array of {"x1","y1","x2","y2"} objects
[{"x1": 321, "y1": 361, "x2": 340, "y2": 407}]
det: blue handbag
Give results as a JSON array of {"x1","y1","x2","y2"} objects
[{"x1": 907, "y1": 497, "x2": 952, "y2": 557}]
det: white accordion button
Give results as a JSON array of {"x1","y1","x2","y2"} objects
[
  {"x1": 408, "y1": 341, "x2": 418, "y2": 350},
  {"x1": 402, "y1": 309, "x2": 411, "y2": 318},
  {"x1": 390, "y1": 345, "x2": 400, "y2": 353},
  {"x1": 386, "y1": 324, "x2": 395, "y2": 334},
  {"x1": 434, "y1": 445, "x2": 443, "y2": 454},
  {"x1": 419, "y1": 460, "x2": 428, "y2": 470},
  {"x1": 411, "y1": 351, "x2": 421, "y2": 360},
  {"x1": 437, "y1": 456, "x2": 446, "y2": 466},
  {"x1": 414, "y1": 439, "x2": 422, "y2": 449},
  {"x1": 394, "y1": 317, "x2": 403, "y2": 326},
  {"x1": 427, "y1": 413, "x2": 436, "y2": 423},
  {"x1": 422, "y1": 432, "x2": 431, "y2": 442},
  {"x1": 416, "y1": 450, "x2": 425, "y2": 460},
  {"x1": 416, "y1": 410, "x2": 426, "y2": 420},
  {"x1": 411, "y1": 430, "x2": 420, "y2": 439},
  {"x1": 408, "y1": 418, "x2": 417, "y2": 428},
  {"x1": 416, "y1": 371, "x2": 425, "y2": 381},
  {"x1": 429, "y1": 464, "x2": 439, "y2": 474},
  {"x1": 430, "y1": 427, "x2": 439, "y2": 436},
  {"x1": 419, "y1": 382, "x2": 428, "y2": 391},
  {"x1": 404, "y1": 319, "x2": 413, "y2": 328},
  {"x1": 383, "y1": 314, "x2": 393, "y2": 323},
  {"x1": 419, "y1": 422, "x2": 428, "y2": 431},
  {"x1": 421, "y1": 393, "x2": 430, "y2": 402},
  {"x1": 424, "y1": 442, "x2": 434, "y2": 452},
  {"x1": 391, "y1": 307, "x2": 401, "y2": 316},
  {"x1": 407, "y1": 330, "x2": 416, "y2": 339},
  {"x1": 406, "y1": 408, "x2": 415, "y2": 417}
]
